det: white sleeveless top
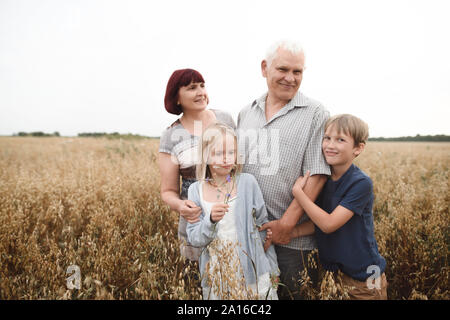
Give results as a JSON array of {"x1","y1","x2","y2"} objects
[{"x1": 200, "y1": 182, "x2": 238, "y2": 242}]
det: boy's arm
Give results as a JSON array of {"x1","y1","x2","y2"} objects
[
  {"x1": 259, "y1": 174, "x2": 327, "y2": 244},
  {"x1": 292, "y1": 172, "x2": 354, "y2": 234},
  {"x1": 291, "y1": 220, "x2": 315, "y2": 238},
  {"x1": 293, "y1": 190, "x2": 354, "y2": 234}
]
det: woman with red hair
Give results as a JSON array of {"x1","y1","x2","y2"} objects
[{"x1": 158, "y1": 69, "x2": 235, "y2": 271}]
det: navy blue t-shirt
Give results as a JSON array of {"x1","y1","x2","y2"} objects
[{"x1": 315, "y1": 164, "x2": 386, "y2": 281}]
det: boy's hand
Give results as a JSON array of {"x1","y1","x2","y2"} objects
[
  {"x1": 210, "y1": 203, "x2": 229, "y2": 223},
  {"x1": 292, "y1": 170, "x2": 311, "y2": 195},
  {"x1": 263, "y1": 228, "x2": 273, "y2": 252}
]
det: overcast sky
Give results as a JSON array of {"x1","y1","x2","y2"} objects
[{"x1": 1, "y1": 0, "x2": 449, "y2": 138}]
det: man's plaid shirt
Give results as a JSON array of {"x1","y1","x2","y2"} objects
[{"x1": 237, "y1": 91, "x2": 331, "y2": 251}]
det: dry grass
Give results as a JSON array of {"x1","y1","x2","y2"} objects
[{"x1": 0, "y1": 138, "x2": 448, "y2": 299}]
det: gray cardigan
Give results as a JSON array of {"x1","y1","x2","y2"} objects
[{"x1": 186, "y1": 173, "x2": 279, "y2": 289}]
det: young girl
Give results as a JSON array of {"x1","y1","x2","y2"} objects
[{"x1": 186, "y1": 123, "x2": 279, "y2": 300}]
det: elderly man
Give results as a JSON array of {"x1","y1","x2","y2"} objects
[{"x1": 237, "y1": 40, "x2": 330, "y2": 299}]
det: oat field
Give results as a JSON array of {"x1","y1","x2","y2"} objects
[{"x1": 0, "y1": 137, "x2": 448, "y2": 300}]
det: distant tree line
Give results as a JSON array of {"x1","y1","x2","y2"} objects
[
  {"x1": 12, "y1": 132, "x2": 448, "y2": 141},
  {"x1": 10, "y1": 132, "x2": 157, "y2": 139},
  {"x1": 369, "y1": 134, "x2": 450, "y2": 142},
  {"x1": 77, "y1": 132, "x2": 156, "y2": 139},
  {"x1": 78, "y1": 132, "x2": 120, "y2": 137},
  {"x1": 14, "y1": 131, "x2": 60, "y2": 137}
]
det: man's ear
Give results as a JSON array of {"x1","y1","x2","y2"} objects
[{"x1": 261, "y1": 60, "x2": 267, "y2": 78}]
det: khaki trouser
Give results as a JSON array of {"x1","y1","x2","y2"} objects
[{"x1": 341, "y1": 272, "x2": 388, "y2": 300}]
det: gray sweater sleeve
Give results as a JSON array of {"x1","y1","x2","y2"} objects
[
  {"x1": 249, "y1": 175, "x2": 280, "y2": 276},
  {"x1": 186, "y1": 182, "x2": 217, "y2": 247}
]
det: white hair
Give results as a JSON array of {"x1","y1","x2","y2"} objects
[{"x1": 265, "y1": 40, "x2": 305, "y2": 68}]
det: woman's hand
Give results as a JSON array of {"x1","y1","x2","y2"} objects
[
  {"x1": 210, "y1": 203, "x2": 229, "y2": 223},
  {"x1": 292, "y1": 170, "x2": 311, "y2": 196},
  {"x1": 178, "y1": 200, "x2": 202, "y2": 223}
]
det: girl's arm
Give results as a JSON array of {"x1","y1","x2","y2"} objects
[
  {"x1": 292, "y1": 171, "x2": 354, "y2": 234},
  {"x1": 186, "y1": 216, "x2": 217, "y2": 247},
  {"x1": 250, "y1": 175, "x2": 280, "y2": 275}
]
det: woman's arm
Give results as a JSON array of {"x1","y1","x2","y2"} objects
[
  {"x1": 292, "y1": 172, "x2": 354, "y2": 234},
  {"x1": 158, "y1": 152, "x2": 201, "y2": 223}
]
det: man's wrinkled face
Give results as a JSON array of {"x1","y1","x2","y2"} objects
[{"x1": 262, "y1": 47, "x2": 305, "y2": 103}]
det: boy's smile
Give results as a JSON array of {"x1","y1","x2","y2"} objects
[{"x1": 322, "y1": 125, "x2": 364, "y2": 179}]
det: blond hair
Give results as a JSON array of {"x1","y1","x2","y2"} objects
[
  {"x1": 196, "y1": 123, "x2": 242, "y2": 181},
  {"x1": 325, "y1": 114, "x2": 369, "y2": 146}
]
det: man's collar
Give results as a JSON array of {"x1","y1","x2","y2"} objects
[
  {"x1": 252, "y1": 91, "x2": 308, "y2": 111},
  {"x1": 251, "y1": 93, "x2": 268, "y2": 111}
]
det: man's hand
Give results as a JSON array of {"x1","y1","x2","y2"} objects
[{"x1": 259, "y1": 219, "x2": 293, "y2": 245}]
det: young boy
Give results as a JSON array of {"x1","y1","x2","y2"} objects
[{"x1": 291, "y1": 114, "x2": 387, "y2": 300}]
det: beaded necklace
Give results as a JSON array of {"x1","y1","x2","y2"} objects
[{"x1": 207, "y1": 173, "x2": 234, "y2": 201}]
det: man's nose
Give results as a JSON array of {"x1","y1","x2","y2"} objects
[{"x1": 285, "y1": 72, "x2": 295, "y2": 82}]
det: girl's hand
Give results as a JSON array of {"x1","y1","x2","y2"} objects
[
  {"x1": 210, "y1": 203, "x2": 229, "y2": 223},
  {"x1": 292, "y1": 170, "x2": 311, "y2": 195},
  {"x1": 263, "y1": 228, "x2": 273, "y2": 252},
  {"x1": 178, "y1": 200, "x2": 202, "y2": 223}
]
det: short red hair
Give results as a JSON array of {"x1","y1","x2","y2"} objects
[{"x1": 164, "y1": 69, "x2": 206, "y2": 115}]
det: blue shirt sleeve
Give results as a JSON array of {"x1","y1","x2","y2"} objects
[{"x1": 338, "y1": 177, "x2": 373, "y2": 216}]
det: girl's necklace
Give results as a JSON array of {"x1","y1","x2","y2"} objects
[
  {"x1": 208, "y1": 173, "x2": 235, "y2": 201},
  {"x1": 208, "y1": 179, "x2": 230, "y2": 201}
]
